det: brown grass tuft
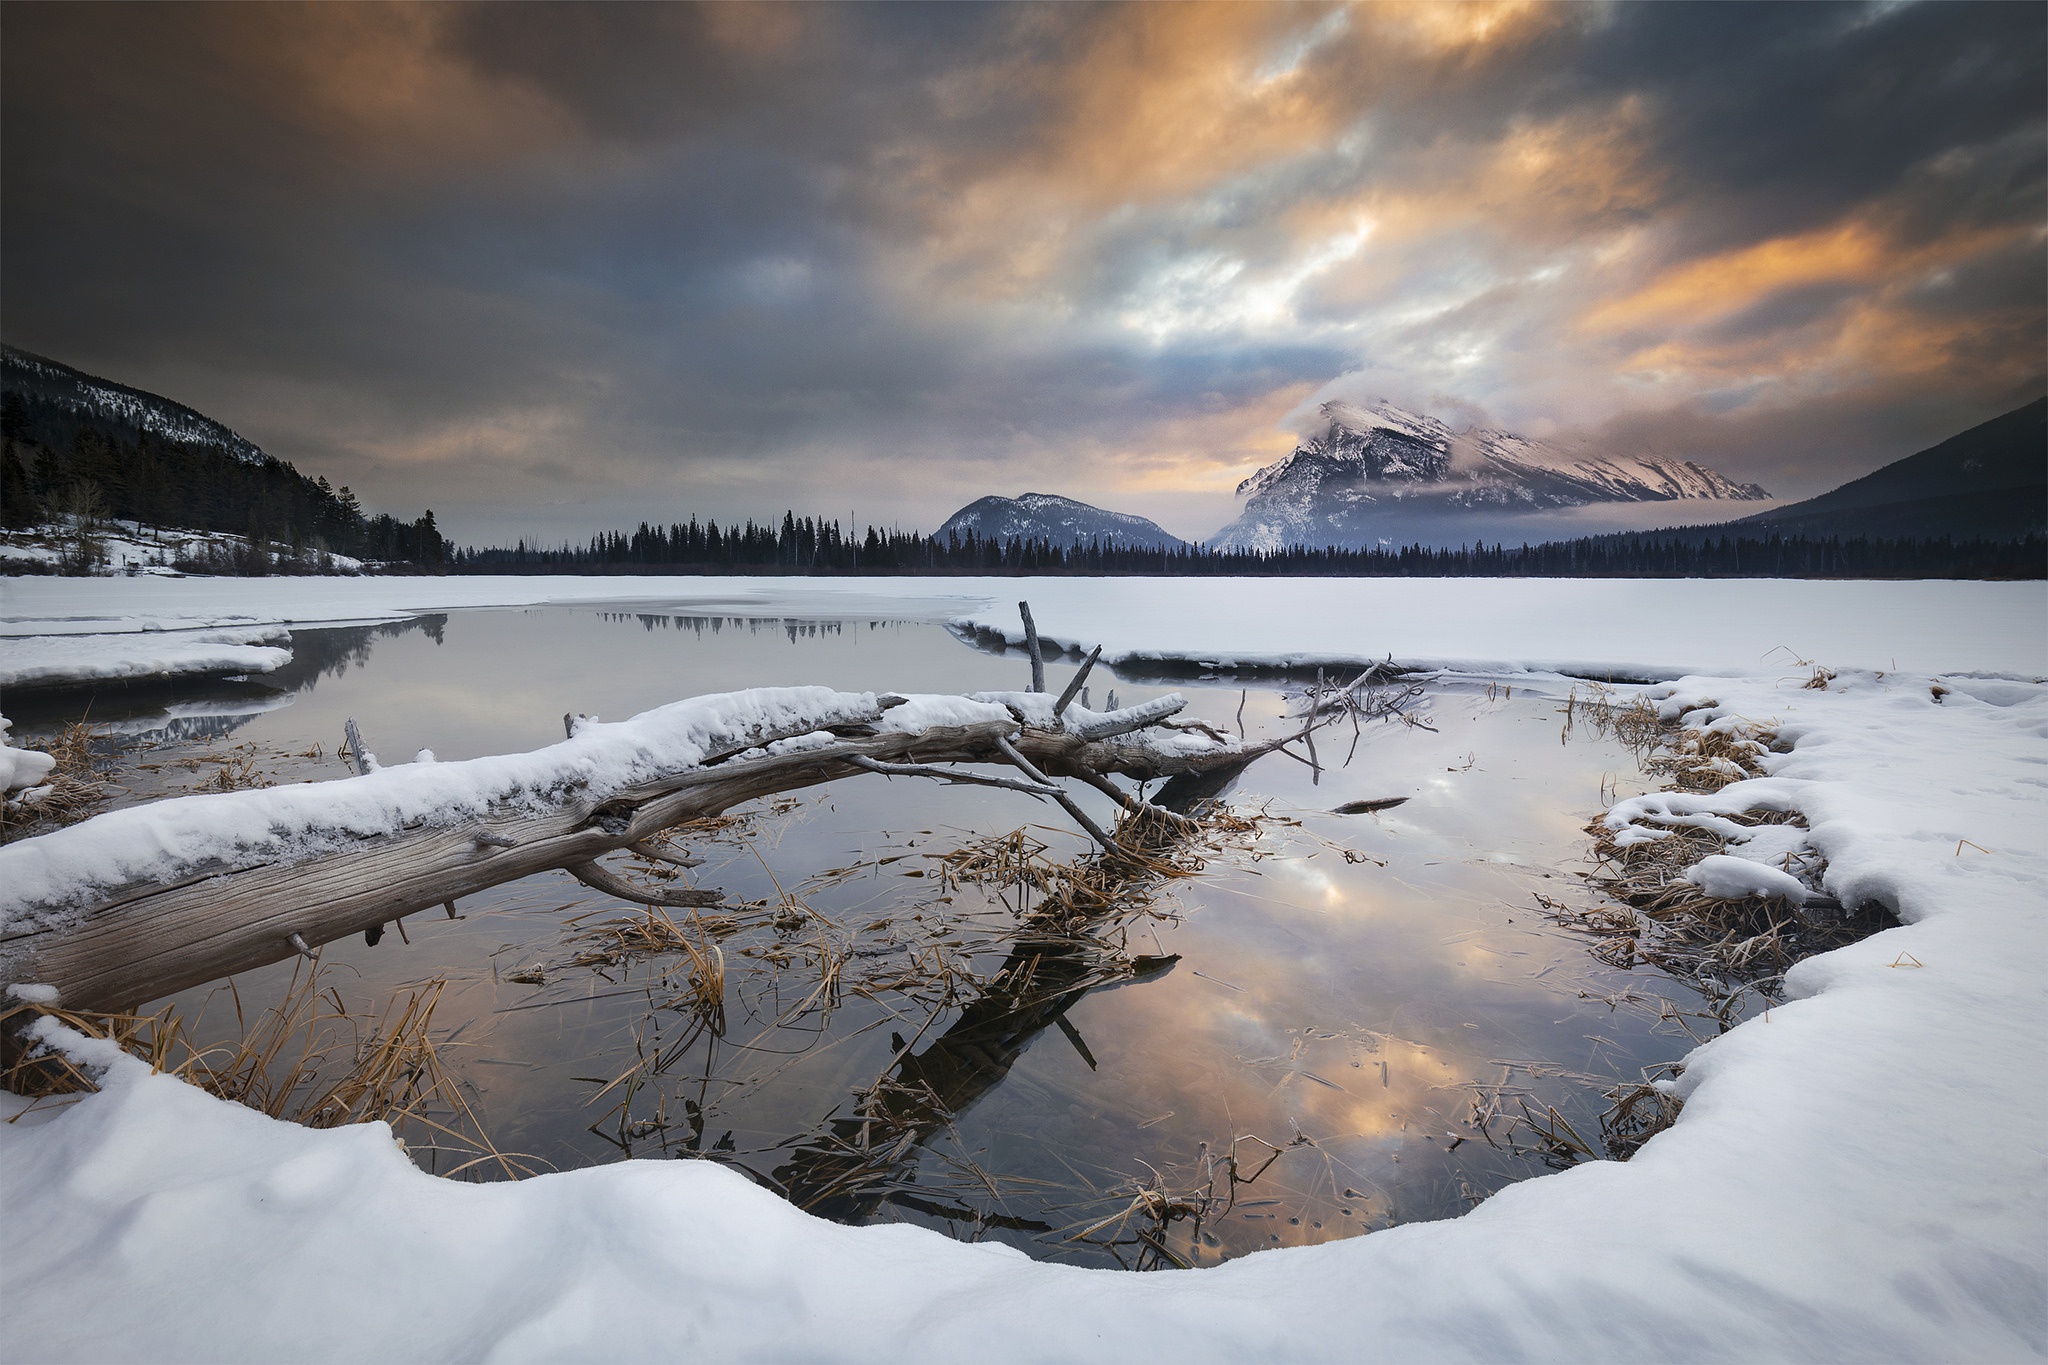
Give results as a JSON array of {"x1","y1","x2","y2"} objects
[
  {"x1": 1, "y1": 722, "x2": 123, "y2": 841},
  {"x1": 2, "y1": 960, "x2": 534, "y2": 1178}
]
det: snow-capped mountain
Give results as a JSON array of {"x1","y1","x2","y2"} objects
[
  {"x1": 1216, "y1": 399, "x2": 1770, "y2": 551},
  {"x1": 2, "y1": 345, "x2": 273, "y2": 466},
  {"x1": 937, "y1": 493, "x2": 1187, "y2": 550}
]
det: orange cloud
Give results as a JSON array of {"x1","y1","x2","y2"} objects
[
  {"x1": 1577, "y1": 212, "x2": 2043, "y2": 414},
  {"x1": 1034, "y1": 4, "x2": 1346, "y2": 208},
  {"x1": 1580, "y1": 214, "x2": 2030, "y2": 337},
  {"x1": 1582, "y1": 221, "x2": 1893, "y2": 335},
  {"x1": 1369, "y1": 0, "x2": 1558, "y2": 54}
]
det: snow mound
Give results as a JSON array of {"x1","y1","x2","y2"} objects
[
  {"x1": 1683, "y1": 853, "x2": 1811, "y2": 901},
  {"x1": 1, "y1": 717, "x2": 58, "y2": 792}
]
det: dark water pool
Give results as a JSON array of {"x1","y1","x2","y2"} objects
[{"x1": 18, "y1": 603, "x2": 1714, "y2": 1269}]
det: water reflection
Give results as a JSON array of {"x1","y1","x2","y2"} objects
[
  {"x1": 5, "y1": 615, "x2": 447, "y2": 744},
  {"x1": 27, "y1": 603, "x2": 1713, "y2": 1269}
]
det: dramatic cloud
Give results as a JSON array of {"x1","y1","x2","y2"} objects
[{"x1": 3, "y1": 1, "x2": 2040, "y2": 543}]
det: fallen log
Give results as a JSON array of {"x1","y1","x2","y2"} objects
[{"x1": 0, "y1": 688, "x2": 1276, "y2": 1013}]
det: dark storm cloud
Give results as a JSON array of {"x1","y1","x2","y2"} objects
[{"x1": 2, "y1": 1, "x2": 2040, "y2": 544}]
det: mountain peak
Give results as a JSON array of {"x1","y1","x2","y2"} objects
[
  {"x1": 1218, "y1": 399, "x2": 1768, "y2": 550},
  {"x1": 937, "y1": 493, "x2": 1186, "y2": 550},
  {"x1": 1319, "y1": 398, "x2": 1453, "y2": 448}
]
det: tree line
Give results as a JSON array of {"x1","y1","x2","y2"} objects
[
  {"x1": 1, "y1": 393, "x2": 448, "y2": 568},
  {"x1": 453, "y1": 512, "x2": 2043, "y2": 579}
]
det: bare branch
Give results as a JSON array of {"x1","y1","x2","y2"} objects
[
  {"x1": 3, "y1": 693, "x2": 1273, "y2": 1011},
  {"x1": 565, "y1": 859, "x2": 722, "y2": 908},
  {"x1": 342, "y1": 718, "x2": 373, "y2": 775},
  {"x1": 1053, "y1": 646, "x2": 1103, "y2": 718},
  {"x1": 1068, "y1": 768, "x2": 1200, "y2": 835},
  {"x1": 994, "y1": 736, "x2": 1116, "y2": 852},
  {"x1": 844, "y1": 754, "x2": 1060, "y2": 797},
  {"x1": 625, "y1": 839, "x2": 701, "y2": 868},
  {"x1": 1018, "y1": 601, "x2": 1046, "y2": 693}
]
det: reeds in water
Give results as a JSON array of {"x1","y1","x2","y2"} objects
[{"x1": 2, "y1": 959, "x2": 534, "y2": 1178}]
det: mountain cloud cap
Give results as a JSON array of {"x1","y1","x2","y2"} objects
[{"x1": 1215, "y1": 400, "x2": 1768, "y2": 551}]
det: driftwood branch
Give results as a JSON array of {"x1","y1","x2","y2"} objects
[
  {"x1": 1065, "y1": 694, "x2": 1186, "y2": 741},
  {"x1": 1068, "y1": 768, "x2": 1200, "y2": 835},
  {"x1": 2, "y1": 693, "x2": 1275, "y2": 1012},
  {"x1": 342, "y1": 718, "x2": 374, "y2": 775},
  {"x1": 625, "y1": 839, "x2": 701, "y2": 868},
  {"x1": 1018, "y1": 600, "x2": 1046, "y2": 693},
  {"x1": 1053, "y1": 646, "x2": 1102, "y2": 718},
  {"x1": 845, "y1": 754, "x2": 1061, "y2": 797},
  {"x1": 565, "y1": 859, "x2": 723, "y2": 908},
  {"x1": 994, "y1": 735, "x2": 1116, "y2": 853}
]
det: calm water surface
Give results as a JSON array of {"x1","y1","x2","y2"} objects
[{"x1": 21, "y1": 604, "x2": 1712, "y2": 1269}]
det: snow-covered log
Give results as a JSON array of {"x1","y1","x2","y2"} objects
[{"x1": 0, "y1": 686, "x2": 1272, "y2": 1013}]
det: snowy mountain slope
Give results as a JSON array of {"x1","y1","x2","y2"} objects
[
  {"x1": 937, "y1": 492, "x2": 1187, "y2": 550},
  {"x1": 2, "y1": 345, "x2": 273, "y2": 467},
  {"x1": 1217, "y1": 399, "x2": 1768, "y2": 550}
]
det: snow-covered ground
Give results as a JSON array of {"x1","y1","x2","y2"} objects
[
  {"x1": 0, "y1": 520, "x2": 364, "y2": 578},
  {"x1": 5, "y1": 574, "x2": 2044, "y2": 683},
  {"x1": 2, "y1": 576, "x2": 2044, "y2": 1362}
]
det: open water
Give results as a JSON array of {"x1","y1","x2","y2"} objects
[{"x1": 14, "y1": 601, "x2": 1718, "y2": 1269}]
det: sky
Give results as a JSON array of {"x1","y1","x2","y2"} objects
[{"x1": 2, "y1": 1, "x2": 2042, "y2": 546}]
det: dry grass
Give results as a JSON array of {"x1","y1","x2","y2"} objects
[
  {"x1": 2, "y1": 960, "x2": 534, "y2": 1178},
  {"x1": 1600, "y1": 1072, "x2": 1686, "y2": 1160},
  {"x1": 191, "y1": 746, "x2": 273, "y2": 794},
  {"x1": 1465, "y1": 1062, "x2": 1680, "y2": 1168},
  {"x1": 1523, "y1": 681, "x2": 1900, "y2": 1164},
  {"x1": 932, "y1": 799, "x2": 1265, "y2": 938},
  {"x1": 1057, "y1": 1129, "x2": 1315, "y2": 1271},
  {"x1": 1, "y1": 722, "x2": 123, "y2": 841},
  {"x1": 1569, "y1": 803, "x2": 1842, "y2": 1007},
  {"x1": 1553, "y1": 683, "x2": 1827, "y2": 1003}
]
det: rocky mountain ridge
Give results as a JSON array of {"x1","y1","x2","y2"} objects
[{"x1": 1216, "y1": 399, "x2": 1769, "y2": 551}]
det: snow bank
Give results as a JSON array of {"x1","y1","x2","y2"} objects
[
  {"x1": 942, "y1": 577, "x2": 2048, "y2": 680},
  {"x1": 5, "y1": 575, "x2": 2043, "y2": 681},
  {"x1": 0, "y1": 625, "x2": 292, "y2": 690},
  {"x1": 1, "y1": 717, "x2": 57, "y2": 792},
  {"x1": 3, "y1": 669, "x2": 2044, "y2": 1362},
  {"x1": 0, "y1": 686, "x2": 886, "y2": 936}
]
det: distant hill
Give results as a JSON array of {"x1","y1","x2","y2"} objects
[
  {"x1": 1735, "y1": 398, "x2": 2045, "y2": 541},
  {"x1": 937, "y1": 492, "x2": 1187, "y2": 550},
  {"x1": 2, "y1": 345, "x2": 272, "y2": 466},
  {"x1": 1, "y1": 345, "x2": 446, "y2": 567},
  {"x1": 1213, "y1": 399, "x2": 1768, "y2": 551}
]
